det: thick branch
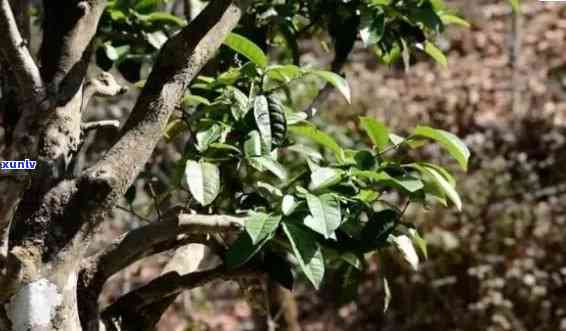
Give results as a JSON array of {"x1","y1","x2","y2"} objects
[
  {"x1": 78, "y1": 211, "x2": 242, "y2": 330},
  {"x1": 5, "y1": 1, "x2": 250, "y2": 282},
  {"x1": 0, "y1": 0, "x2": 43, "y2": 101},
  {"x1": 80, "y1": 212, "x2": 243, "y2": 295},
  {"x1": 101, "y1": 266, "x2": 259, "y2": 330},
  {"x1": 82, "y1": 120, "x2": 121, "y2": 133},
  {"x1": 86, "y1": 0, "x2": 250, "y2": 200}
]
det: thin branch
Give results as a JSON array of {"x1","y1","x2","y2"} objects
[{"x1": 0, "y1": 0, "x2": 43, "y2": 101}]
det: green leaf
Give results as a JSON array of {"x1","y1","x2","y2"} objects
[
  {"x1": 341, "y1": 253, "x2": 363, "y2": 270},
  {"x1": 256, "y1": 181, "x2": 283, "y2": 198},
  {"x1": 308, "y1": 69, "x2": 351, "y2": 104},
  {"x1": 225, "y1": 232, "x2": 267, "y2": 269},
  {"x1": 408, "y1": 2, "x2": 444, "y2": 33},
  {"x1": 226, "y1": 87, "x2": 249, "y2": 120},
  {"x1": 408, "y1": 228, "x2": 428, "y2": 260},
  {"x1": 185, "y1": 160, "x2": 220, "y2": 206},
  {"x1": 304, "y1": 193, "x2": 341, "y2": 239},
  {"x1": 410, "y1": 164, "x2": 462, "y2": 211},
  {"x1": 413, "y1": 162, "x2": 456, "y2": 187},
  {"x1": 136, "y1": 11, "x2": 187, "y2": 26},
  {"x1": 289, "y1": 124, "x2": 345, "y2": 161},
  {"x1": 103, "y1": 43, "x2": 119, "y2": 61},
  {"x1": 383, "y1": 276, "x2": 391, "y2": 313},
  {"x1": 182, "y1": 94, "x2": 211, "y2": 107},
  {"x1": 361, "y1": 209, "x2": 398, "y2": 250},
  {"x1": 369, "y1": 0, "x2": 391, "y2": 5},
  {"x1": 413, "y1": 126, "x2": 470, "y2": 171},
  {"x1": 360, "y1": 117, "x2": 390, "y2": 152},
  {"x1": 108, "y1": 8, "x2": 128, "y2": 22},
  {"x1": 286, "y1": 144, "x2": 323, "y2": 161},
  {"x1": 423, "y1": 41, "x2": 448, "y2": 67},
  {"x1": 353, "y1": 170, "x2": 424, "y2": 193},
  {"x1": 244, "y1": 131, "x2": 262, "y2": 157},
  {"x1": 209, "y1": 143, "x2": 241, "y2": 155},
  {"x1": 354, "y1": 150, "x2": 376, "y2": 170},
  {"x1": 248, "y1": 156, "x2": 289, "y2": 181},
  {"x1": 196, "y1": 124, "x2": 223, "y2": 152},
  {"x1": 440, "y1": 13, "x2": 470, "y2": 28},
  {"x1": 144, "y1": 31, "x2": 168, "y2": 49},
  {"x1": 390, "y1": 234, "x2": 419, "y2": 271},
  {"x1": 163, "y1": 119, "x2": 189, "y2": 142},
  {"x1": 286, "y1": 111, "x2": 308, "y2": 125},
  {"x1": 508, "y1": 0, "x2": 520, "y2": 13},
  {"x1": 310, "y1": 167, "x2": 345, "y2": 191},
  {"x1": 282, "y1": 222, "x2": 325, "y2": 289},
  {"x1": 266, "y1": 65, "x2": 303, "y2": 83},
  {"x1": 254, "y1": 95, "x2": 272, "y2": 153},
  {"x1": 133, "y1": 0, "x2": 159, "y2": 14},
  {"x1": 359, "y1": 12, "x2": 385, "y2": 47},
  {"x1": 355, "y1": 189, "x2": 380, "y2": 203},
  {"x1": 389, "y1": 133, "x2": 405, "y2": 146},
  {"x1": 223, "y1": 33, "x2": 268, "y2": 68},
  {"x1": 245, "y1": 213, "x2": 281, "y2": 245},
  {"x1": 282, "y1": 195, "x2": 298, "y2": 216}
]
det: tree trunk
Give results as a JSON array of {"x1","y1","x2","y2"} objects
[
  {"x1": 4, "y1": 273, "x2": 82, "y2": 331},
  {"x1": 0, "y1": 0, "x2": 251, "y2": 330}
]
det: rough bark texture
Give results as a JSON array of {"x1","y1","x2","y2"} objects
[{"x1": 0, "y1": 0, "x2": 252, "y2": 330}]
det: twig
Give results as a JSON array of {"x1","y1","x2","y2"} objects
[{"x1": 0, "y1": 0, "x2": 43, "y2": 101}]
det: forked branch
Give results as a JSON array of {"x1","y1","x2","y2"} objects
[
  {"x1": 0, "y1": 0, "x2": 43, "y2": 102},
  {"x1": 101, "y1": 266, "x2": 260, "y2": 330},
  {"x1": 80, "y1": 212, "x2": 244, "y2": 296}
]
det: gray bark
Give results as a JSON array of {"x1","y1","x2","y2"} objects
[{"x1": 0, "y1": 0, "x2": 253, "y2": 330}]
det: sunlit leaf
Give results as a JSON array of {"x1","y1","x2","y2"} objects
[
  {"x1": 304, "y1": 193, "x2": 341, "y2": 239},
  {"x1": 440, "y1": 13, "x2": 470, "y2": 28},
  {"x1": 283, "y1": 222, "x2": 325, "y2": 289},
  {"x1": 411, "y1": 164, "x2": 462, "y2": 211},
  {"x1": 390, "y1": 234, "x2": 419, "y2": 271},
  {"x1": 307, "y1": 69, "x2": 352, "y2": 104},
  {"x1": 413, "y1": 126, "x2": 470, "y2": 171},
  {"x1": 248, "y1": 156, "x2": 289, "y2": 181},
  {"x1": 310, "y1": 167, "x2": 345, "y2": 191},
  {"x1": 408, "y1": 228, "x2": 428, "y2": 260},
  {"x1": 422, "y1": 41, "x2": 447, "y2": 67},
  {"x1": 245, "y1": 212, "x2": 281, "y2": 245},
  {"x1": 244, "y1": 131, "x2": 262, "y2": 157},
  {"x1": 383, "y1": 277, "x2": 391, "y2": 312},
  {"x1": 164, "y1": 118, "x2": 189, "y2": 142},
  {"x1": 289, "y1": 124, "x2": 345, "y2": 161},
  {"x1": 223, "y1": 33, "x2": 268, "y2": 68},
  {"x1": 353, "y1": 170, "x2": 424, "y2": 193},
  {"x1": 360, "y1": 117, "x2": 390, "y2": 152},
  {"x1": 185, "y1": 160, "x2": 220, "y2": 206},
  {"x1": 254, "y1": 95, "x2": 272, "y2": 153}
]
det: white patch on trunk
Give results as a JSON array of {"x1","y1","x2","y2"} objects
[{"x1": 5, "y1": 279, "x2": 63, "y2": 331}]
